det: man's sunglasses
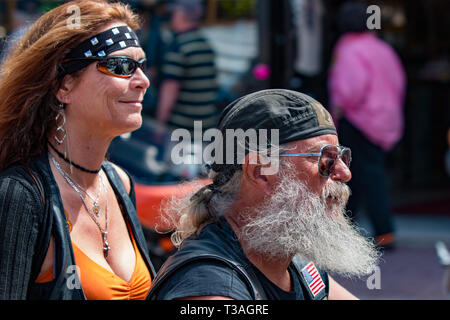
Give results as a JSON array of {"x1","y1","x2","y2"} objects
[
  {"x1": 62, "y1": 56, "x2": 146, "y2": 78},
  {"x1": 279, "y1": 144, "x2": 352, "y2": 177}
]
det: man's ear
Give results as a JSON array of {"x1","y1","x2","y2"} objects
[
  {"x1": 55, "y1": 74, "x2": 77, "y2": 104},
  {"x1": 241, "y1": 152, "x2": 278, "y2": 195}
]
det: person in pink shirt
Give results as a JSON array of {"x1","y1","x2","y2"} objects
[{"x1": 328, "y1": 1, "x2": 406, "y2": 250}]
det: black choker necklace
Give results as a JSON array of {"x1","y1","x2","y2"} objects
[{"x1": 47, "y1": 141, "x2": 101, "y2": 174}]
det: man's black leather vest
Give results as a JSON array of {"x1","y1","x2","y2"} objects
[
  {"x1": 147, "y1": 217, "x2": 328, "y2": 300},
  {"x1": 25, "y1": 152, "x2": 155, "y2": 299}
]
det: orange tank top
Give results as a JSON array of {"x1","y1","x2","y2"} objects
[{"x1": 35, "y1": 229, "x2": 152, "y2": 300}]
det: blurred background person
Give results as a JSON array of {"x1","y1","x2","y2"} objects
[
  {"x1": 328, "y1": 1, "x2": 406, "y2": 250},
  {"x1": 156, "y1": 0, "x2": 219, "y2": 132},
  {"x1": 152, "y1": 0, "x2": 220, "y2": 180}
]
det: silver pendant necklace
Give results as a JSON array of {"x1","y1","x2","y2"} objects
[
  {"x1": 64, "y1": 167, "x2": 102, "y2": 217},
  {"x1": 50, "y1": 153, "x2": 111, "y2": 258},
  {"x1": 73, "y1": 178, "x2": 102, "y2": 217}
]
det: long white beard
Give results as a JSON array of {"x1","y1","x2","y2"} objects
[{"x1": 240, "y1": 173, "x2": 380, "y2": 278}]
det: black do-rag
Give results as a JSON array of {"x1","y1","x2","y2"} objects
[
  {"x1": 209, "y1": 89, "x2": 337, "y2": 176},
  {"x1": 60, "y1": 25, "x2": 141, "y2": 76}
]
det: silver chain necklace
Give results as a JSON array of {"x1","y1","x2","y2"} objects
[
  {"x1": 54, "y1": 159, "x2": 103, "y2": 217},
  {"x1": 50, "y1": 153, "x2": 111, "y2": 258},
  {"x1": 70, "y1": 175, "x2": 102, "y2": 217}
]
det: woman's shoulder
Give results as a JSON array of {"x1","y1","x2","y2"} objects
[
  {"x1": 1, "y1": 165, "x2": 36, "y2": 189},
  {"x1": 0, "y1": 165, "x2": 44, "y2": 203},
  {"x1": 103, "y1": 161, "x2": 132, "y2": 194},
  {"x1": 0, "y1": 165, "x2": 46, "y2": 234}
]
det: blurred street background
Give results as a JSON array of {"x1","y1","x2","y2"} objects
[
  {"x1": 1, "y1": 0, "x2": 449, "y2": 300},
  {"x1": 330, "y1": 212, "x2": 450, "y2": 300}
]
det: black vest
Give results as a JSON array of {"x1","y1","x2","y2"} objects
[
  {"x1": 22, "y1": 152, "x2": 156, "y2": 299},
  {"x1": 147, "y1": 217, "x2": 328, "y2": 300}
]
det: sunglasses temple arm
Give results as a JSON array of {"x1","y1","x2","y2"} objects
[{"x1": 279, "y1": 153, "x2": 322, "y2": 157}]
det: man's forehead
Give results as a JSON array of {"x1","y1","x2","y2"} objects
[{"x1": 291, "y1": 134, "x2": 339, "y2": 151}]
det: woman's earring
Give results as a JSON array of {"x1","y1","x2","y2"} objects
[{"x1": 54, "y1": 103, "x2": 66, "y2": 145}]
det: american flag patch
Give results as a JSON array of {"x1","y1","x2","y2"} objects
[{"x1": 301, "y1": 262, "x2": 325, "y2": 297}]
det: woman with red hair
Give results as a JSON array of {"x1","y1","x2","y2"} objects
[{"x1": 0, "y1": 0, "x2": 155, "y2": 299}]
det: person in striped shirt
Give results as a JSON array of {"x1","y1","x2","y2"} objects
[{"x1": 156, "y1": 0, "x2": 219, "y2": 131}]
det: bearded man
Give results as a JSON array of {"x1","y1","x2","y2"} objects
[{"x1": 147, "y1": 89, "x2": 380, "y2": 300}]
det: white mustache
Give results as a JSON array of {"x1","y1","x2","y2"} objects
[{"x1": 320, "y1": 181, "x2": 351, "y2": 207}]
